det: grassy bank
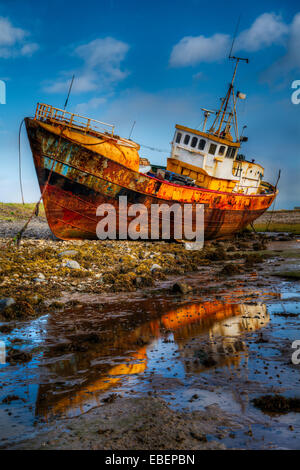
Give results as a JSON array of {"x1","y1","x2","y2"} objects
[
  {"x1": 0, "y1": 202, "x2": 45, "y2": 221},
  {"x1": 252, "y1": 223, "x2": 300, "y2": 234}
]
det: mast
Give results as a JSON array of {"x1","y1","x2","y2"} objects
[
  {"x1": 209, "y1": 56, "x2": 248, "y2": 141},
  {"x1": 200, "y1": 108, "x2": 215, "y2": 132}
]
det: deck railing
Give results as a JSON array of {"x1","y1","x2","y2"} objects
[{"x1": 34, "y1": 103, "x2": 115, "y2": 136}]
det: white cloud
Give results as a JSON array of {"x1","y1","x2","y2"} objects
[
  {"x1": 20, "y1": 42, "x2": 39, "y2": 57},
  {"x1": 75, "y1": 96, "x2": 107, "y2": 114},
  {"x1": 237, "y1": 13, "x2": 288, "y2": 52},
  {"x1": 44, "y1": 37, "x2": 129, "y2": 94},
  {"x1": 44, "y1": 72, "x2": 98, "y2": 94},
  {"x1": 262, "y1": 13, "x2": 300, "y2": 82},
  {"x1": 0, "y1": 17, "x2": 39, "y2": 58},
  {"x1": 169, "y1": 12, "x2": 290, "y2": 68},
  {"x1": 169, "y1": 33, "x2": 230, "y2": 67},
  {"x1": 193, "y1": 71, "x2": 204, "y2": 80},
  {"x1": 0, "y1": 17, "x2": 26, "y2": 46},
  {"x1": 75, "y1": 37, "x2": 129, "y2": 70}
]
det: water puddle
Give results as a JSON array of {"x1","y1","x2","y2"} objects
[{"x1": 0, "y1": 283, "x2": 299, "y2": 449}]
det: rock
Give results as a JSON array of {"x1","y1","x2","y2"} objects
[
  {"x1": 244, "y1": 253, "x2": 265, "y2": 266},
  {"x1": 34, "y1": 273, "x2": 46, "y2": 282},
  {"x1": 2, "y1": 395, "x2": 21, "y2": 404},
  {"x1": 134, "y1": 276, "x2": 143, "y2": 287},
  {"x1": 190, "y1": 430, "x2": 207, "y2": 442},
  {"x1": 150, "y1": 264, "x2": 162, "y2": 273},
  {"x1": 205, "y1": 247, "x2": 227, "y2": 261},
  {"x1": 102, "y1": 393, "x2": 120, "y2": 404},
  {"x1": 7, "y1": 348, "x2": 32, "y2": 364},
  {"x1": 58, "y1": 250, "x2": 79, "y2": 258},
  {"x1": 252, "y1": 395, "x2": 300, "y2": 413},
  {"x1": 252, "y1": 242, "x2": 267, "y2": 251},
  {"x1": 172, "y1": 282, "x2": 192, "y2": 295},
  {"x1": 0, "y1": 298, "x2": 15, "y2": 311},
  {"x1": 63, "y1": 260, "x2": 81, "y2": 270},
  {"x1": 219, "y1": 263, "x2": 242, "y2": 276}
]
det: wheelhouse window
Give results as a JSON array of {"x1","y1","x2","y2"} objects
[
  {"x1": 198, "y1": 139, "x2": 206, "y2": 150},
  {"x1": 175, "y1": 132, "x2": 182, "y2": 144},
  {"x1": 184, "y1": 134, "x2": 190, "y2": 145},
  {"x1": 208, "y1": 143, "x2": 217, "y2": 155},
  {"x1": 219, "y1": 145, "x2": 226, "y2": 156},
  {"x1": 226, "y1": 147, "x2": 236, "y2": 159},
  {"x1": 191, "y1": 136, "x2": 198, "y2": 148}
]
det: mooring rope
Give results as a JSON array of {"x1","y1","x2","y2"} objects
[
  {"x1": 18, "y1": 119, "x2": 25, "y2": 205},
  {"x1": 265, "y1": 198, "x2": 277, "y2": 233},
  {"x1": 265, "y1": 170, "x2": 281, "y2": 233},
  {"x1": 9, "y1": 124, "x2": 66, "y2": 248}
]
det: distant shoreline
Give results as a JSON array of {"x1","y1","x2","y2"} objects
[{"x1": 1, "y1": 202, "x2": 299, "y2": 235}]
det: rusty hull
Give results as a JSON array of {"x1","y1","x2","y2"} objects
[{"x1": 25, "y1": 118, "x2": 277, "y2": 241}]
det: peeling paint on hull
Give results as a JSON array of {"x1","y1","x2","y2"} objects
[{"x1": 25, "y1": 118, "x2": 277, "y2": 241}]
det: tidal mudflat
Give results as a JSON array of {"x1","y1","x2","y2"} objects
[{"x1": 0, "y1": 210, "x2": 299, "y2": 450}]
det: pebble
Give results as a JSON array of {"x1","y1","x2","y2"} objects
[
  {"x1": 150, "y1": 264, "x2": 162, "y2": 273},
  {"x1": 62, "y1": 260, "x2": 81, "y2": 270},
  {"x1": 58, "y1": 250, "x2": 79, "y2": 258},
  {"x1": 0, "y1": 298, "x2": 16, "y2": 311},
  {"x1": 172, "y1": 282, "x2": 192, "y2": 295},
  {"x1": 34, "y1": 273, "x2": 46, "y2": 283}
]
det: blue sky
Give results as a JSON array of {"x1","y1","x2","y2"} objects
[{"x1": 0, "y1": 0, "x2": 299, "y2": 208}]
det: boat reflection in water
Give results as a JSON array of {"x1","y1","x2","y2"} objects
[{"x1": 36, "y1": 298, "x2": 269, "y2": 419}]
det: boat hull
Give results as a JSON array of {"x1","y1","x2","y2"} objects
[{"x1": 25, "y1": 118, "x2": 277, "y2": 241}]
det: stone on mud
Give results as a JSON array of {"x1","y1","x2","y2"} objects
[
  {"x1": 0, "y1": 298, "x2": 16, "y2": 311},
  {"x1": 171, "y1": 282, "x2": 192, "y2": 295},
  {"x1": 219, "y1": 263, "x2": 242, "y2": 276},
  {"x1": 150, "y1": 264, "x2": 162, "y2": 273},
  {"x1": 63, "y1": 260, "x2": 81, "y2": 270},
  {"x1": 253, "y1": 395, "x2": 300, "y2": 413},
  {"x1": 58, "y1": 250, "x2": 79, "y2": 258}
]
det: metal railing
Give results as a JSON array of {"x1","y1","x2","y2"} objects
[{"x1": 34, "y1": 103, "x2": 115, "y2": 136}]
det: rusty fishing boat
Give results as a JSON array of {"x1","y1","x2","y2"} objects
[{"x1": 25, "y1": 57, "x2": 277, "y2": 241}]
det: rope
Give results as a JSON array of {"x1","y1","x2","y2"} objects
[
  {"x1": 265, "y1": 170, "x2": 280, "y2": 233},
  {"x1": 10, "y1": 125, "x2": 66, "y2": 248},
  {"x1": 265, "y1": 197, "x2": 277, "y2": 233},
  {"x1": 18, "y1": 119, "x2": 25, "y2": 205},
  {"x1": 140, "y1": 144, "x2": 169, "y2": 153},
  {"x1": 10, "y1": 124, "x2": 120, "y2": 248}
]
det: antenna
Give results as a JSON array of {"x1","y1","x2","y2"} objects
[
  {"x1": 200, "y1": 108, "x2": 215, "y2": 132},
  {"x1": 64, "y1": 75, "x2": 75, "y2": 110},
  {"x1": 228, "y1": 16, "x2": 249, "y2": 64},
  {"x1": 228, "y1": 15, "x2": 241, "y2": 59}
]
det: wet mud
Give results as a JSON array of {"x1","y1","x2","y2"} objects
[{"x1": 0, "y1": 224, "x2": 299, "y2": 449}]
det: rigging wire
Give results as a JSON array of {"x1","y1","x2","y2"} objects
[
  {"x1": 265, "y1": 170, "x2": 281, "y2": 232},
  {"x1": 140, "y1": 143, "x2": 169, "y2": 153},
  {"x1": 18, "y1": 119, "x2": 25, "y2": 205},
  {"x1": 11, "y1": 125, "x2": 66, "y2": 248}
]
